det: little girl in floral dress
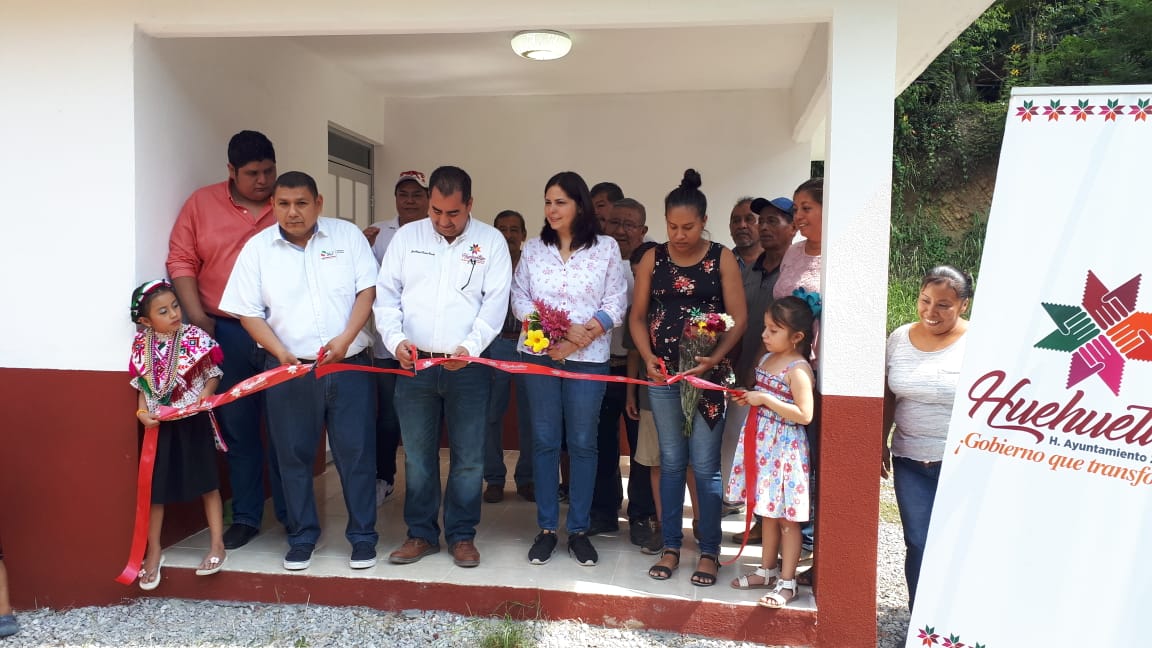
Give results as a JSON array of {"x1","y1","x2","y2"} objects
[
  {"x1": 725, "y1": 296, "x2": 816, "y2": 607},
  {"x1": 129, "y1": 279, "x2": 227, "y2": 589}
]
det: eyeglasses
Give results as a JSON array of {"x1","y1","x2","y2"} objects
[{"x1": 606, "y1": 219, "x2": 642, "y2": 231}]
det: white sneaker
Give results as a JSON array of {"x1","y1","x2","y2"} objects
[{"x1": 375, "y1": 479, "x2": 395, "y2": 506}]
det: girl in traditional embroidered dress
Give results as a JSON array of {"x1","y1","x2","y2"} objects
[
  {"x1": 129, "y1": 280, "x2": 227, "y2": 590},
  {"x1": 726, "y1": 296, "x2": 816, "y2": 608}
]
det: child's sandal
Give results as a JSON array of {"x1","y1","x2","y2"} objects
[
  {"x1": 758, "y1": 578, "x2": 797, "y2": 608},
  {"x1": 648, "y1": 548, "x2": 680, "y2": 580},
  {"x1": 691, "y1": 553, "x2": 720, "y2": 587},
  {"x1": 731, "y1": 565, "x2": 779, "y2": 590}
]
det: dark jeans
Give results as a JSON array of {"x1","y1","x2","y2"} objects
[
  {"x1": 395, "y1": 362, "x2": 491, "y2": 545},
  {"x1": 893, "y1": 455, "x2": 941, "y2": 610},
  {"x1": 263, "y1": 351, "x2": 377, "y2": 548},
  {"x1": 213, "y1": 316, "x2": 285, "y2": 528},
  {"x1": 483, "y1": 338, "x2": 533, "y2": 487},
  {"x1": 591, "y1": 364, "x2": 655, "y2": 523},
  {"x1": 374, "y1": 357, "x2": 402, "y2": 485}
]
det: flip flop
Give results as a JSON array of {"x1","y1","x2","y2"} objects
[
  {"x1": 195, "y1": 554, "x2": 226, "y2": 576},
  {"x1": 139, "y1": 555, "x2": 166, "y2": 591}
]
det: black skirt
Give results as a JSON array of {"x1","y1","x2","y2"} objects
[{"x1": 151, "y1": 413, "x2": 220, "y2": 504}]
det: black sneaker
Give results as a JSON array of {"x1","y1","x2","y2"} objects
[
  {"x1": 629, "y1": 517, "x2": 652, "y2": 547},
  {"x1": 586, "y1": 516, "x2": 619, "y2": 537},
  {"x1": 222, "y1": 523, "x2": 260, "y2": 550},
  {"x1": 568, "y1": 532, "x2": 598, "y2": 566},
  {"x1": 283, "y1": 544, "x2": 315, "y2": 571},
  {"x1": 349, "y1": 542, "x2": 377, "y2": 569},
  {"x1": 528, "y1": 532, "x2": 558, "y2": 565}
]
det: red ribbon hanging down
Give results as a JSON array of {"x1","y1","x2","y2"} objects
[{"x1": 721, "y1": 405, "x2": 761, "y2": 566}]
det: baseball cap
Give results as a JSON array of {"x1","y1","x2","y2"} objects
[
  {"x1": 395, "y1": 170, "x2": 428, "y2": 189},
  {"x1": 750, "y1": 197, "x2": 794, "y2": 221}
]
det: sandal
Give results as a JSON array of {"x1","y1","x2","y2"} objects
[
  {"x1": 647, "y1": 548, "x2": 680, "y2": 580},
  {"x1": 758, "y1": 578, "x2": 797, "y2": 608},
  {"x1": 730, "y1": 565, "x2": 779, "y2": 590},
  {"x1": 195, "y1": 554, "x2": 227, "y2": 576},
  {"x1": 691, "y1": 553, "x2": 720, "y2": 587},
  {"x1": 138, "y1": 554, "x2": 165, "y2": 591}
]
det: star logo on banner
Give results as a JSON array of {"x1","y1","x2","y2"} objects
[
  {"x1": 1016, "y1": 99, "x2": 1038, "y2": 121},
  {"x1": 1069, "y1": 99, "x2": 1094, "y2": 121},
  {"x1": 1101, "y1": 98, "x2": 1123, "y2": 122},
  {"x1": 1035, "y1": 270, "x2": 1148, "y2": 395},
  {"x1": 1043, "y1": 99, "x2": 1065, "y2": 121}
]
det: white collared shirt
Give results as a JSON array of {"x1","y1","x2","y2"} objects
[
  {"x1": 220, "y1": 217, "x2": 378, "y2": 360},
  {"x1": 367, "y1": 216, "x2": 402, "y2": 359},
  {"x1": 511, "y1": 235, "x2": 628, "y2": 363},
  {"x1": 374, "y1": 217, "x2": 512, "y2": 357}
]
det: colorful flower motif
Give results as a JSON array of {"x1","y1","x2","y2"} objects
[
  {"x1": 1016, "y1": 99, "x2": 1038, "y2": 121},
  {"x1": 470, "y1": 243, "x2": 481, "y2": 254},
  {"x1": 1102, "y1": 98, "x2": 1123, "y2": 122},
  {"x1": 673, "y1": 275, "x2": 695, "y2": 293},
  {"x1": 1043, "y1": 99, "x2": 1065, "y2": 121},
  {"x1": 1070, "y1": 99, "x2": 1094, "y2": 121},
  {"x1": 942, "y1": 635, "x2": 965, "y2": 648},
  {"x1": 522, "y1": 300, "x2": 571, "y2": 355},
  {"x1": 1130, "y1": 98, "x2": 1152, "y2": 122},
  {"x1": 918, "y1": 626, "x2": 940, "y2": 646}
]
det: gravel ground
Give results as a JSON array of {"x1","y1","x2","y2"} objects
[{"x1": 3, "y1": 481, "x2": 910, "y2": 648}]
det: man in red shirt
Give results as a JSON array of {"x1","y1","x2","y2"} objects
[{"x1": 166, "y1": 130, "x2": 285, "y2": 549}]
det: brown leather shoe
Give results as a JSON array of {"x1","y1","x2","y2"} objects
[
  {"x1": 451, "y1": 539, "x2": 480, "y2": 568},
  {"x1": 730, "y1": 517, "x2": 763, "y2": 545},
  {"x1": 389, "y1": 537, "x2": 440, "y2": 564},
  {"x1": 483, "y1": 483, "x2": 504, "y2": 503}
]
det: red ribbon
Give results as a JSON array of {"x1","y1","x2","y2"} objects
[
  {"x1": 118, "y1": 350, "x2": 743, "y2": 584},
  {"x1": 721, "y1": 405, "x2": 760, "y2": 566}
]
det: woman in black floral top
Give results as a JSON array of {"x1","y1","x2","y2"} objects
[{"x1": 629, "y1": 169, "x2": 746, "y2": 587}]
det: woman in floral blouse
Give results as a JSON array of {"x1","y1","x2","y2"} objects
[
  {"x1": 629, "y1": 169, "x2": 746, "y2": 586},
  {"x1": 512, "y1": 171, "x2": 628, "y2": 568}
]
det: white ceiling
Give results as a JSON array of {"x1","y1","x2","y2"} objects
[{"x1": 290, "y1": 24, "x2": 818, "y2": 98}]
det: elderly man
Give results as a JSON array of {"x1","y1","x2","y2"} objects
[
  {"x1": 590, "y1": 181, "x2": 624, "y2": 232},
  {"x1": 723, "y1": 196, "x2": 796, "y2": 542},
  {"x1": 220, "y1": 171, "x2": 379, "y2": 572},
  {"x1": 483, "y1": 209, "x2": 535, "y2": 504},
  {"x1": 363, "y1": 170, "x2": 430, "y2": 507},
  {"x1": 588, "y1": 198, "x2": 657, "y2": 546},
  {"x1": 375, "y1": 166, "x2": 512, "y2": 568},
  {"x1": 729, "y1": 197, "x2": 762, "y2": 271},
  {"x1": 166, "y1": 130, "x2": 284, "y2": 550}
]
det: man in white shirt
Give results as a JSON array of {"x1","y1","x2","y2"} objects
[
  {"x1": 220, "y1": 171, "x2": 379, "y2": 573},
  {"x1": 362, "y1": 170, "x2": 430, "y2": 507},
  {"x1": 375, "y1": 165, "x2": 513, "y2": 568}
]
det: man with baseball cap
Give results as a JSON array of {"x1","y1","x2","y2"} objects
[{"x1": 363, "y1": 170, "x2": 430, "y2": 507}]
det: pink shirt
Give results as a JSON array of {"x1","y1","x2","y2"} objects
[
  {"x1": 511, "y1": 235, "x2": 628, "y2": 363},
  {"x1": 773, "y1": 240, "x2": 822, "y2": 300},
  {"x1": 166, "y1": 181, "x2": 276, "y2": 317}
]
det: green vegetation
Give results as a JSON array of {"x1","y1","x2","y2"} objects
[
  {"x1": 887, "y1": 0, "x2": 1152, "y2": 331},
  {"x1": 479, "y1": 616, "x2": 532, "y2": 648}
]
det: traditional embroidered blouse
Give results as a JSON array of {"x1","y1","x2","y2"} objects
[{"x1": 129, "y1": 324, "x2": 223, "y2": 412}]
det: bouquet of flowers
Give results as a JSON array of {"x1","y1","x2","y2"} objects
[
  {"x1": 521, "y1": 300, "x2": 572, "y2": 355},
  {"x1": 678, "y1": 309, "x2": 736, "y2": 436}
]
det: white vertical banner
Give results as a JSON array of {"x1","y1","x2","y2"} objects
[{"x1": 908, "y1": 85, "x2": 1152, "y2": 648}]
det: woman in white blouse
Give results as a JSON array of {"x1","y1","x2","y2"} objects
[
  {"x1": 511, "y1": 171, "x2": 628, "y2": 568},
  {"x1": 882, "y1": 265, "x2": 973, "y2": 610}
]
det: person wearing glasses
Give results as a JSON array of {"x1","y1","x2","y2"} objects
[{"x1": 374, "y1": 165, "x2": 512, "y2": 569}]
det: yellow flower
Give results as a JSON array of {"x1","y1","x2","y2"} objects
[{"x1": 525, "y1": 329, "x2": 550, "y2": 353}]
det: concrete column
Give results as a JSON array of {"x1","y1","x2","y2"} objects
[{"x1": 815, "y1": 2, "x2": 896, "y2": 647}]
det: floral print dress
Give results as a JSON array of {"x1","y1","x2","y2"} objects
[
  {"x1": 647, "y1": 242, "x2": 734, "y2": 427},
  {"x1": 725, "y1": 355, "x2": 811, "y2": 522}
]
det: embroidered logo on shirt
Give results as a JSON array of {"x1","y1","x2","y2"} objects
[
  {"x1": 320, "y1": 249, "x2": 344, "y2": 260},
  {"x1": 462, "y1": 243, "x2": 486, "y2": 265}
]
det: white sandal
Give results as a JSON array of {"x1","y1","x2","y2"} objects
[
  {"x1": 138, "y1": 555, "x2": 166, "y2": 591},
  {"x1": 758, "y1": 577, "x2": 797, "y2": 608},
  {"x1": 195, "y1": 554, "x2": 226, "y2": 576},
  {"x1": 731, "y1": 565, "x2": 779, "y2": 590}
]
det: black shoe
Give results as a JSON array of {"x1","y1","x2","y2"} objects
[
  {"x1": 283, "y1": 544, "x2": 315, "y2": 571},
  {"x1": 557, "y1": 485, "x2": 569, "y2": 503},
  {"x1": 349, "y1": 542, "x2": 377, "y2": 569},
  {"x1": 528, "y1": 531, "x2": 558, "y2": 565},
  {"x1": 641, "y1": 519, "x2": 664, "y2": 555},
  {"x1": 568, "y1": 532, "x2": 598, "y2": 566},
  {"x1": 585, "y1": 516, "x2": 620, "y2": 537},
  {"x1": 629, "y1": 517, "x2": 652, "y2": 547},
  {"x1": 222, "y1": 523, "x2": 260, "y2": 550}
]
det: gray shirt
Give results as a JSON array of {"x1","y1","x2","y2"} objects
[{"x1": 886, "y1": 323, "x2": 968, "y2": 462}]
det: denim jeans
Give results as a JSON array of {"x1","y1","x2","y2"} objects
[
  {"x1": 590, "y1": 371, "x2": 625, "y2": 524},
  {"x1": 395, "y1": 362, "x2": 491, "y2": 546},
  {"x1": 374, "y1": 357, "x2": 402, "y2": 485},
  {"x1": 893, "y1": 455, "x2": 941, "y2": 610},
  {"x1": 213, "y1": 316, "x2": 285, "y2": 528},
  {"x1": 263, "y1": 351, "x2": 377, "y2": 548},
  {"x1": 521, "y1": 355, "x2": 608, "y2": 534},
  {"x1": 648, "y1": 383, "x2": 724, "y2": 556},
  {"x1": 483, "y1": 338, "x2": 534, "y2": 487}
]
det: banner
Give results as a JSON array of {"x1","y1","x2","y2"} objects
[{"x1": 908, "y1": 86, "x2": 1152, "y2": 647}]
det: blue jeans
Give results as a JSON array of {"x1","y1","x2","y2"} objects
[
  {"x1": 893, "y1": 455, "x2": 941, "y2": 610},
  {"x1": 395, "y1": 362, "x2": 491, "y2": 545},
  {"x1": 213, "y1": 316, "x2": 285, "y2": 528},
  {"x1": 483, "y1": 338, "x2": 533, "y2": 487},
  {"x1": 374, "y1": 357, "x2": 402, "y2": 484},
  {"x1": 648, "y1": 383, "x2": 724, "y2": 556},
  {"x1": 521, "y1": 355, "x2": 608, "y2": 534},
  {"x1": 263, "y1": 351, "x2": 377, "y2": 548}
]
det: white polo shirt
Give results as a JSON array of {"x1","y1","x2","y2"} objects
[
  {"x1": 220, "y1": 217, "x2": 378, "y2": 360},
  {"x1": 367, "y1": 215, "x2": 402, "y2": 360},
  {"x1": 375, "y1": 217, "x2": 512, "y2": 357}
]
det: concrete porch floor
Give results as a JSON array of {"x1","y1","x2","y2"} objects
[{"x1": 156, "y1": 450, "x2": 817, "y2": 644}]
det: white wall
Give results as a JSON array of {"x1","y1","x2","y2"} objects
[{"x1": 378, "y1": 90, "x2": 810, "y2": 243}]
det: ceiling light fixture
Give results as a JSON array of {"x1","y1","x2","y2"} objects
[{"x1": 510, "y1": 30, "x2": 572, "y2": 61}]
